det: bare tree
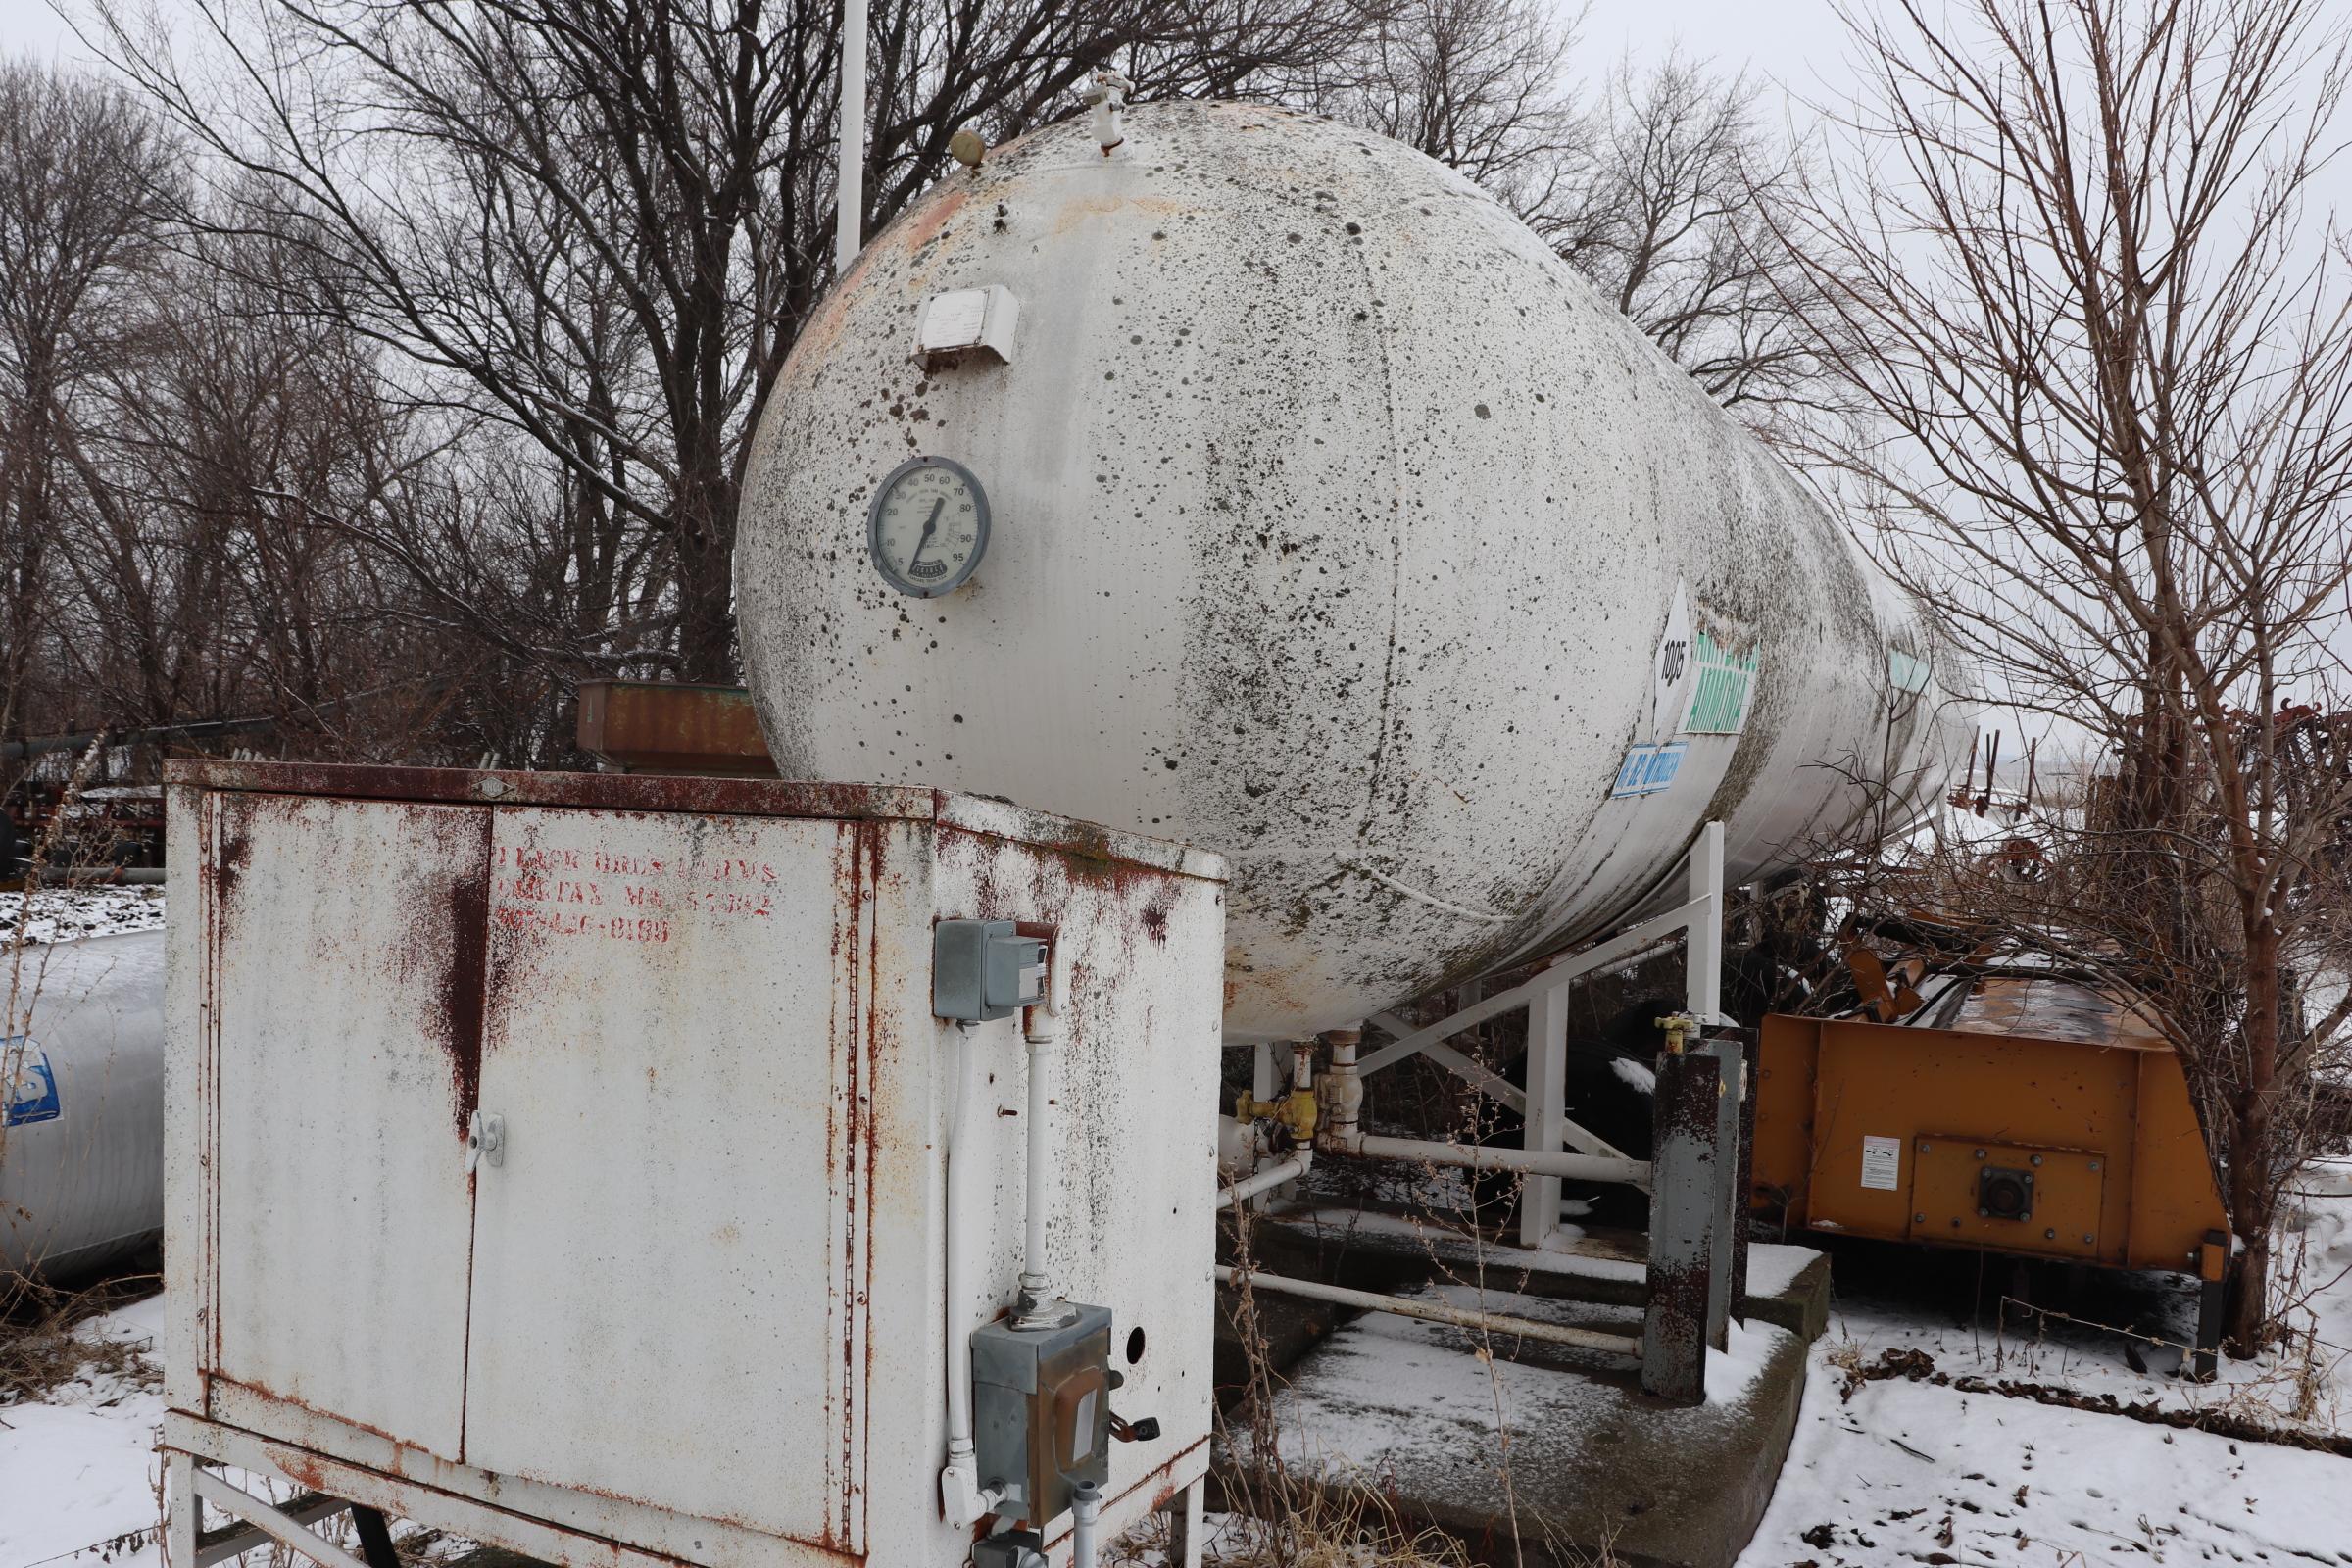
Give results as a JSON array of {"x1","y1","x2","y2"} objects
[
  {"x1": 1307, "y1": 0, "x2": 1587, "y2": 218},
  {"x1": 86, "y1": 0, "x2": 1378, "y2": 685},
  {"x1": 1555, "y1": 55, "x2": 1838, "y2": 432},
  {"x1": 0, "y1": 61, "x2": 172, "y2": 751},
  {"x1": 1784, "y1": 0, "x2": 2352, "y2": 1348}
]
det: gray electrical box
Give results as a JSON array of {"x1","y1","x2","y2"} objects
[
  {"x1": 969, "y1": 1304, "x2": 1113, "y2": 1527},
  {"x1": 933, "y1": 919, "x2": 1048, "y2": 1022}
]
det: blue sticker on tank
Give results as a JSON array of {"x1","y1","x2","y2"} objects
[
  {"x1": 4, "y1": 1039, "x2": 60, "y2": 1127},
  {"x1": 1612, "y1": 742, "x2": 1687, "y2": 798}
]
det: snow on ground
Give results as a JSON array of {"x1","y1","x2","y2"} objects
[
  {"x1": 1794, "y1": 1156, "x2": 2352, "y2": 1437},
  {"x1": 2, "y1": 1294, "x2": 166, "y2": 1568},
  {"x1": 1740, "y1": 1163, "x2": 2352, "y2": 1567},
  {"x1": 1740, "y1": 1345, "x2": 2352, "y2": 1567},
  {"x1": 0, "y1": 887, "x2": 166, "y2": 948}
]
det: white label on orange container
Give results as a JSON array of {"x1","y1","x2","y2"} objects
[{"x1": 1860, "y1": 1135, "x2": 1901, "y2": 1191}]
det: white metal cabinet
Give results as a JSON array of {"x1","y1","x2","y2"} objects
[
  {"x1": 166, "y1": 764, "x2": 1226, "y2": 1568},
  {"x1": 463, "y1": 807, "x2": 864, "y2": 1549},
  {"x1": 199, "y1": 790, "x2": 487, "y2": 1462}
]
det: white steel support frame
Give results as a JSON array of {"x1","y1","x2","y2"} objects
[
  {"x1": 1349, "y1": 822, "x2": 1730, "y2": 1250},
  {"x1": 167, "y1": 1452, "x2": 374, "y2": 1568}
]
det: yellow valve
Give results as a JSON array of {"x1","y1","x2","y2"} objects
[
  {"x1": 1654, "y1": 1013, "x2": 1699, "y2": 1054},
  {"x1": 1235, "y1": 1087, "x2": 1319, "y2": 1143}
]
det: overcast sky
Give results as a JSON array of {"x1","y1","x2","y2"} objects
[{"x1": 2, "y1": 0, "x2": 1855, "y2": 101}]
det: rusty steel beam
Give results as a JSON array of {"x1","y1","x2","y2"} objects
[
  {"x1": 574, "y1": 681, "x2": 778, "y2": 777},
  {"x1": 1699, "y1": 1036, "x2": 1743, "y2": 1351},
  {"x1": 1642, "y1": 1048, "x2": 1723, "y2": 1404}
]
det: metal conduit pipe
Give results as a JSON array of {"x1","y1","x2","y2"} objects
[
  {"x1": 1013, "y1": 937, "x2": 1070, "y2": 1330},
  {"x1": 1330, "y1": 1131, "x2": 1650, "y2": 1188},
  {"x1": 1216, "y1": 1150, "x2": 1311, "y2": 1205},
  {"x1": 938, "y1": 1025, "x2": 1003, "y2": 1526},
  {"x1": 1214, "y1": 1265, "x2": 1642, "y2": 1358},
  {"x1": 1070, "y1": 1479, "x2": 1102, "y2": 1568}
]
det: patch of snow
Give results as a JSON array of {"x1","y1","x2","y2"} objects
[
  {"x1": 1743, "y1": 1242, "x2": 1820, "y2": 1298},
  {"x1": 1742, "y1": 1168, "x2": 2352, "y2": 1565},
  {"x1": 0, "y1": 887, "x2": 166, "y2": 947},
  {"x1": 1705, "y1": 1318, "x2": 1779, "y2": 1406},
  {"x1": 1739, "y1": 1341, "x2": 2352, "y2": 1567},
  {"x1": 1, "y1": 1297, "x2": 164, "y2": 1568}
]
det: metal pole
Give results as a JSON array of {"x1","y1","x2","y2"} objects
[
  {"x1": 835, "y1": 0, "x2": 867, "y2": 275},
  {"x1": 1216, "y1": 1264, "x2": 1641, "y2": 1358},
  {"x1": 1642, "y1": 1048, "x2": 1723, "y2": 1403}
]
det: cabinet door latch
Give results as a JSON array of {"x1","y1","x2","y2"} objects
[{"x1": 466, "y1": 1110, "x2": 506, "y2": 1173}]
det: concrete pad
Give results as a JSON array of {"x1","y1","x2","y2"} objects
[{"x1": 1250, "y1": 1281, "x2": 1809, "y2": 1568}]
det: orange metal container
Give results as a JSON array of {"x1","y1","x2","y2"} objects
[{"x1": 1753, "y1": 977, "x2": 2227, "y2": 1272}]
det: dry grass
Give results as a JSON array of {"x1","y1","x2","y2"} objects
[{"x1": 0, "y1": 1271, "x2": 161, "y2": 1407}]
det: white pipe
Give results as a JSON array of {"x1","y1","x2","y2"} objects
[
  {"x1": 1217, "y1": 1149, "x2": 1311, "y2": 1205},
  {"x1": 1071, "y1": 1480, "x2": 1102, "y2": 1568},
  {"x1": 1014, "y1": 936, "x2": 1068, "y2": 1326},
  {"x1": 939, "y1": 1026, "x2": 985, "y2": 1523},
  {"x1": 1341, "y1": 1132, "x2": 1650, "y2": 1187},
  {"x1": 1215, "y1": 1265, "x2": 1642, "y2": 1358},
  {"x1": 835, "y1": 0, "x2": 867, "y2": 274}
]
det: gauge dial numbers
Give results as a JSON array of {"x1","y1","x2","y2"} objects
[{"x1": 866, "y1": 456, "x2": 991, "y2": 597}]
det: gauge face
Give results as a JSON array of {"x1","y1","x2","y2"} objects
[{"x1": 866, "y1": 456, "x2": 991, "y2": 597}]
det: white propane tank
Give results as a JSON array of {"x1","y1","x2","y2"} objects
[
  {"x1": 1, "y1": 928, "x2": 166, "y2": 1279},
  {"x1": 737, "y1": 101, "x2": 1971, "y2": 1043}
]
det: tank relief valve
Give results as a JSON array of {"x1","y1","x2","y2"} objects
[
  {"x1": 1654, "y1": 1013, "x2": 1699, "y2": 1054},
  {"x1": 1234, "y1": 1083, "x2": 1317, "y2": 1144},
  {"x1": 1083, "y1": 68, "x2": 1131, "y2": 157}
]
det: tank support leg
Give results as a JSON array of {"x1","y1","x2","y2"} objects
[
  {"x1": 349, "y1": 1506, "x2": 401, "y2": 1568},
  {"x1": 1642, "y1": 1048, "x2": 1724, "y2": 1403},
  {"x1": 164, "y1": 1451, "x2": 197, "y2": 1568},
  {"x1": 1517, "y1": 982, "x2": 1571, "y2": 1250},
  {"x1": 1162, "y1": 1477, "x2": 1206, "y2": 1568}
]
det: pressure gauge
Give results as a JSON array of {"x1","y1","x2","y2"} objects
[{"x1": 867, "y1": 455, "x2": 991, "y2": 597}]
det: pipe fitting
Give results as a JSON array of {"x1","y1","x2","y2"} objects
[
  {"x1": 1654, "y1": 1012, "x2": 1699, "y2": 1054},
  {"x1": 1319, "y1": 1026, "x2": 1363, "y2": 1143},
  {"x1": 1233, "y1": 1085, "x2": 1317, "y2": 1144}
]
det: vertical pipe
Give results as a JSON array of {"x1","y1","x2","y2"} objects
[
  {"x1": 1019, "y1": 1021, "x2": 1055, "y2": 1312},
  {"x1": 835, "y1": 0, "x2": 867, "y2": 275},
  {"x1": 1071, "y1": 1480, "x2": 1102, "y2": 1568},
  {"x1": 942, "y1": 1029, "x2": 981, "y2": 1503}
]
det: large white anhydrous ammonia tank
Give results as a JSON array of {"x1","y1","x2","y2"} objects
[
  {"x1": 1, "y1": 929, "x2": 166, "y2": 1278},
  {"x1": 739, "y1": 101, "x2": 1969, "y2": 1043}
]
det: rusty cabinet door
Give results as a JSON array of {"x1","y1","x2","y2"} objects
[
  {"x1": 458, "y1": 808, "x2": 870, "y2": 1553},
  {"x1": 201, "y1": 793, "x2": 490, "y2": 1462}
]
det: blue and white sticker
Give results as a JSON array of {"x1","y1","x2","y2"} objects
[
  {"x1": 1612, "y1": 741, "x2": 1688, "y2": 798},
  {"x1": 3, "y1": 1038, "x2": 60, "y2": 1127}
]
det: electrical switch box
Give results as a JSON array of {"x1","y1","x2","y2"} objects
[
  {"x1": 970, "y1": 1304, "x2": 1113, "y2": 1527},
  {"x1": 933, "y1": 919, "x2": 1048, "y2": 1022}
]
